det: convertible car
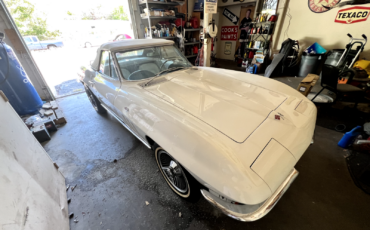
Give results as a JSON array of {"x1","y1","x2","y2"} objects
[{"x1": 80, "y1": 39, "x2": 317, "y2": 221}]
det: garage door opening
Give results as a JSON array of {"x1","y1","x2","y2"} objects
[{"x1": 4, "y1": 0, "x2": 134, "y2": 98}]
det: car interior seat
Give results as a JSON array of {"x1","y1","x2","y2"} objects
[{"x1": 139, "y1": 63, "x2": 160, "y2": 74}]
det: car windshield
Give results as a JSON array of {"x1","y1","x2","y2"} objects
[{"x1": 114, "y1": 45, "x2": 192, "y2": 81}]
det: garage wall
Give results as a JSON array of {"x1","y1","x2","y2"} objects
[
  {"x1": 273, "y1": 0, "x2": 370, "y2": 60},
  {"x1": 0, "y1": 2, "x2": 53, "y2": 100},
  {"x1": 216, "y1": 5, "x2": 241, "y2": 60},
  {"x1": 0, "y1": 94, "x2": 68, "y2": 229}
]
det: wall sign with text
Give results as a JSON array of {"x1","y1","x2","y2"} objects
[
  {"x1": 221, "y1": 26, "x2": 238, "y2": 41},
  {"x1": 205, "y1": 0, "x2": 217, "y2": 13},
  {"x1": 224, "y1": 42, "x2": 232, "y2": 55},
  {"x1": 223, "y1": 8, "x2": 239, "y2": 25},
  {"x1": 308, "y1": 0, "x2": 340, "y2": 13},
  {"x1": 308, "y1": 0, "x2": 370, "y2": 13},
  {"x1": 335, "y1": 7, "x2": 370, "y2": 24}
]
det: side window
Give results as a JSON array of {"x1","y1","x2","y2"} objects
[
  {"x1": 109, "y1": 54, "x2": 117, "y2": 79},
  {"x1": 99, "y1": 51, "x2": 110, "y2": 76},
  {"x1": 99, "y1": 51, "x2": 118, "y2": 79},
  {"x1": 24, "y1": 37, "x2": 32, "y2": 43},
  {"x1": 32, "y1": 37, "x2": 38, "y2": 42}
]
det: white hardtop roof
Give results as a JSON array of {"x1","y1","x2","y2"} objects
[
  {"x1": 100, "y1": 39, "x2": 174, "y2": 52},
  {"x1": 91, "y1": 39, "x2": 175, "y2": 71}
]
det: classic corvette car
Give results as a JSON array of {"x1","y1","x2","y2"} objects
[{"x1": 80, "y1": 39, "x2": 317, "y2": 221}]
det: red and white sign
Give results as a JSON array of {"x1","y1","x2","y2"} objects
[
  {"x1": 221, "y1": 26, "x2": 238, "y2": 41},
  {"x1": 308, "y1": 0, "x2": 340, "y2": 13},
  {"x1": 335, "y1": 7, "x2": 370, "y2": 24}
]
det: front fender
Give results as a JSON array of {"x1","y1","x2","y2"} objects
[{"x1": 125, "y1": 88, "x2": 272, "y2": 205}]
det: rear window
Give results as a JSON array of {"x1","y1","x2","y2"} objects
[{"x1": 116, "y1": 50, "x2": 144, "y2": 58}]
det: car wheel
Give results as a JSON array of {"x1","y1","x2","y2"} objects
[
  {"x1": 154, "y1": 145, "x2": 200, "y2": 202},
  {"x1": 48, "y1": 45, "x2": 57, "y2": 50},
  {"x1": 85, "y1": 85, "x2": 106, "y2": 114}
]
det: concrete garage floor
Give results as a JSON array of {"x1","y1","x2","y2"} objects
[{"x1": 43, "y1": 93, "x2": 370, "y2": 230}]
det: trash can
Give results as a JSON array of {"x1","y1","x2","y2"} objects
[{"x1": 298, "y1": 52, "x2": 323, "y2": 77}]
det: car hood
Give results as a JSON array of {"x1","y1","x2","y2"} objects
[{"x1": 143, "y1": 67, "x2": 306, "y2": 143}]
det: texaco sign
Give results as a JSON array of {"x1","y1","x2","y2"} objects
[
  {"x1": 308, "y1": 0, "x2": 341, "y2": 13},
  {"x1": 335, "y1": 7, "x2": 370, "y2": 24}
]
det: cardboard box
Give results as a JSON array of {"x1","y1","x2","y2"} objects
[{"x1": 297, "y1": 74, "x2": 320, "y2": 96}]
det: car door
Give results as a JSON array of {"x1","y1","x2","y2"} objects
[
  {"x1": 31, "y1": 36, "x2": 43, "y2": 49},
  {"x1": 24, "y1": 37, "x2": 36, "y2": 50},
  {"x1": 92, "y1": 50, "x2": 121, "y2": 113},
  {"x1": 113, "y1": 50, "x2": 157, "y2": 141}
]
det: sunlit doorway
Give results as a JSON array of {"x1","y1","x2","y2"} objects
[{"x1": 5, "y1": 0, "x2": 134, "y2": 98}]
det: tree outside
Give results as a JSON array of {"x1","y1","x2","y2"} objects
[
  {"x1": 5, "y1": 0, "x2": 61, "y2": 40},
  {"x1": 106, "y1": 6, "x2": 129, "y2": 21},
  {"x1": 5, "y1": 0, "x2": 129, "y2": 41},
  {"x1": 79, "y1": 5, "x2": 129, "y2": 21}
]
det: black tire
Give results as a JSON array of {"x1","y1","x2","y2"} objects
[
  {"x1": 154, "y1": 144, "x2": 201, "y2": 202},
  {"x1": 85, "y1": 85, "x2": 106, "y2": 114},
  {"x1": 48, "y1": 45, "x2": 57, "y2": 50}
]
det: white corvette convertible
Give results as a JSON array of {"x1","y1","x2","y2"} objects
[{"x1": 80, "y1": 39, "x2": 317, "y2": 221}]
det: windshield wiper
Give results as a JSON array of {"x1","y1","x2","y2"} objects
[{"x1": 144, "y1": 67, "x2": 188, "y2": 87}]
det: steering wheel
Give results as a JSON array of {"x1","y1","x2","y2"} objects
[
  {"x1": 159, "y1": 57, "x2": 180, "y2": 71},
  {"x1": 168, "y1": 63, "x2": 185, "y2": 69},
  {"x1": 127, "y1": 70, "x2": 155, "y2": 80}
]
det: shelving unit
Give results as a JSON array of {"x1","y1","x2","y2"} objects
[
  {"x1": 139, "y1": 0, "x2": 184, "y2": 40},
  {"x1": 138, "y1": 0, "x2": 181, "y2": 6},
  {"x1": 183, "y1": 28, "x2": 201, "y2": 59},
  {"x1": 184, "y1": 28, "x2": 201, "y2": 32},
  {"x1": 250, "y1": 22, "x2": 275, "y2": 24},
  {"x1": 141, "y1": 16, "x2": 177, "y2": 20},
  {"x1": 239, "y1": 22, "x2": 274, "y2": 53},
  {"x1": 145, "y1": 36, "x2": 176, "y2": 39}
]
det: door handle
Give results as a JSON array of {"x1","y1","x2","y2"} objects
[{"x1": 89, "y1": 81, "x2": 95, "y2": 85}]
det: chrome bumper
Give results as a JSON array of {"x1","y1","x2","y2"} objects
[{"x1": 201, "y1": 168, "x2": 299, "y2": 222}]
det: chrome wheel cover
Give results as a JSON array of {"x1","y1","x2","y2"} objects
[{"x1": 158, "y1": 150, "x2": 189, "y2": 194}]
